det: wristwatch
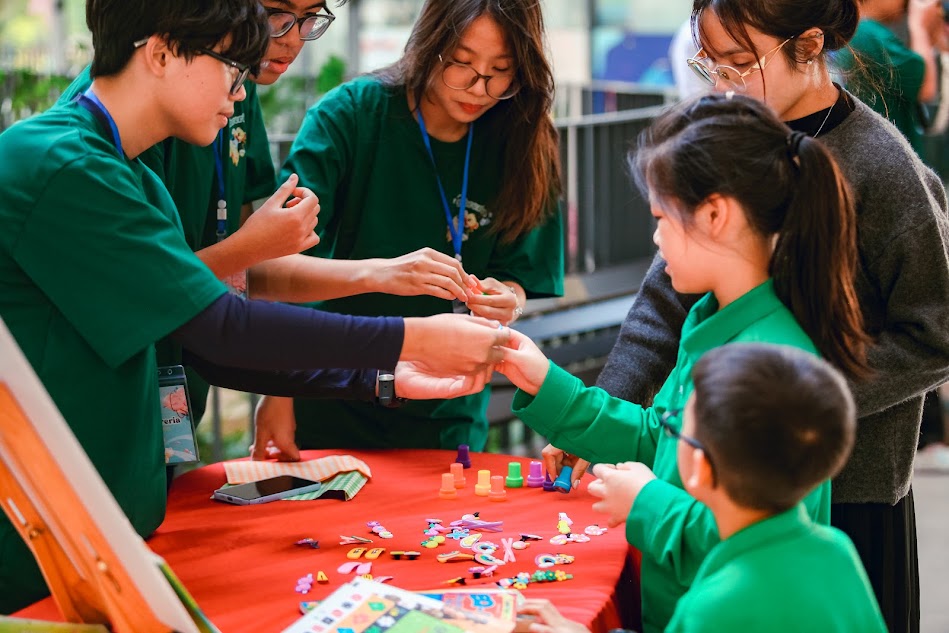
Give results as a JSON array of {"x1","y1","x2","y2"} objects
[{"x1": 376, "y1": 371, "x2": 404, "y2": 408}]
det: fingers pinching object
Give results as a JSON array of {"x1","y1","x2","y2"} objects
[{"x1": 553, "y1": 466, "x2": 573, "y2": 493}]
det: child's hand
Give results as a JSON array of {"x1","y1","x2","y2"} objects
[
  {"x1": 517, "y1": 599, "x2": 591, "y2": 633},
  {"x1": 496, "y1": 328, "x2": 550, "y2": 395},
  {"x1": 587, "y1": 462, "x2": 657, "y2": 527},
  {"x1": 541, "y1": 445, "x2": 591, "y2": 486}
]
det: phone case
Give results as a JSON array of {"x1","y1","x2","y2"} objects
[{"x1": 211, "y1": 479, "x2": 322, "y2": 505}]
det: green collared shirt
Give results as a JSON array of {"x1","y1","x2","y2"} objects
[
  {"x1": 667, "y1": 505, "x2": 886, "y2": 632},
  {"x1": 511, "y1": 279, "x2": 830, "y2": 633}
]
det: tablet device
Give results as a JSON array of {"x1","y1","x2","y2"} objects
[{"x1": 212, "y1": 475, "x2": 321, "y2": 505}]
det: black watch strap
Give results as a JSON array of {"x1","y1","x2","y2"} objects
[{"x1": 377, "y1": 371, "x2": 403, "y2": 407}]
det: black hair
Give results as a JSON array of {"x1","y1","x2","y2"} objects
[
  {"x1": 692, "y1": 0, "x2": 859, "y2": 69},
  {"x1": 87, "y1": 0, "x2": 270, "y2": 78},
  {"x1": 632, "y1": 93, "x2": 871, "y2": 379},
  {"x1": 373, "y1": 0, "x2": 561, "y2": 243},
  {"x1": 691, "y1": 342, "x2": 856, "y2": 512}
]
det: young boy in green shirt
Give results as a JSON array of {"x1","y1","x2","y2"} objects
[{"x1": 518, "y1": 343, "x2": 887, "y2": 633}]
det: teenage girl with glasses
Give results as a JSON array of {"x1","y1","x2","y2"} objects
[
  {"x1": 253, "y1": 0, "x2": 564, "y2": 456},
  {"x1": 496, "y1": 92, "x2": 870, "y2": 633},
  {"x1": 592, "y1": 3, "x2": 949, "y2": 632}
]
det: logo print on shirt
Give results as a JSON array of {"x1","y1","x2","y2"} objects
[
  {"x1": 229, "y1": 126, "x2": 247, "y2": 166},
  {"x1": 446, "y1": 196, "x2": 493, "y2": 243}
]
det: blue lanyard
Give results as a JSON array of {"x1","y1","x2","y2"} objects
[
  {"x1": 212, "y1": 129, "x2": 227, "y2": 242},
  {"x1": 416, "y1": 111, "x2": 473, "y2": 261},
  {"x1": 76, "y1": 88, "x2": 124, "y2": 157}
]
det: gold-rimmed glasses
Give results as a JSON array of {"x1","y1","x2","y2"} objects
[{"x1": 687, "y1": 37, "x2": 793, "y2": 91}]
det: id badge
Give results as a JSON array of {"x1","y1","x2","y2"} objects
[
  {"x1": 158, "y1": 365, "x2": 200, "y2": 464},
  {"x1": 223, "y1": 270, "x2": 247, "y2": 297}
]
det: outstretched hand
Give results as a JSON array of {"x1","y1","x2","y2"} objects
[
  {"x1": 394, "y1": 360, "x2": 492, "y2": 400},
  {"x1": 402, "y1": 313, "x2": 509, "y2": 375},
  {"x1": 373, "y1": 247, "x2": 469, "y2": 302},
  {"x1": 495, "y1": 328, "x2": 550, "y2": 395}
]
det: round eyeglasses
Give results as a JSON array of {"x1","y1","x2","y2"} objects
[
  {"x1": 268, "y1": 7, "x2": 335, "y2": 41},
  {"x1": 438, "y1": 54, "x2": 519, "y2": 100},
  {"x1": 687, "y1": 37, "x2": 793, "y2": 92}
]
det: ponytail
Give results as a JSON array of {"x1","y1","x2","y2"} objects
[
  {"x1": 771, "y1": 134, "x2": 871, "y2": 380},
  {"x1": 637, "y1": 93, "x2": 871, "y2": 380}
]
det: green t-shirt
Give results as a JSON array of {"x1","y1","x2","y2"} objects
[
  {"x1": 0, "y1": 100, "x2": 226, "y2": 611},
  {"x1": 666, "y1": 505, "x2": 887, "y2": 633},
  {"x1": 281, "y1": 76, "x2": 564, "y2": 451},
  {"x1": 59, "y1": 68, "x2": 278, "y2": 423},
  {"x1": 837, "y1": 19, "x2": 925, "y2": 154},
  {"x1": 512, "y1": 280, "x2": 830, "y2": 633}
]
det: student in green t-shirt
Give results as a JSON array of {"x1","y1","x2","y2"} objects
[
  {"x1": 496, "y1": 94, "x2": 871, "y2": 633},
  {"x1": 836, "y1": 0, "x2": 945, "y2": 155},
  {"x1": 254, "y1": 0, "x2": 566, "y2": 455},
  {"x1": 517, "y1": 343, "x2": 887, "y2": 633},
  {"x1": 0, "y1": 0, "x2": 511, "y2": 612},
  {"x1": 58, "y1": 0, "x2": 349, "y2": 428}
]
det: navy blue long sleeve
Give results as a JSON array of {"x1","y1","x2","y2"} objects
[
  {"x1": 170, "y1": 293, "x2": 404, "y2": 371},
  {"x1": 182, "y1": 350, "x2": 378, "y2": 400}
]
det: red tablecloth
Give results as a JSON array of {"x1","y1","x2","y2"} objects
[{"x1": 17, "y1": 449, "x2": 640, "y2": 632}]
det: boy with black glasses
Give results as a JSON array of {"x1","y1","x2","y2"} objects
[
  {"x1": 519, "y1": 343, "x2": 887, "y2": 632},
  {"x1": 0, "y1": 0, "x2": 507, "y2": 612}
]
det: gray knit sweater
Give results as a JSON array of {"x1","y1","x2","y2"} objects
[{"x1": 597, "y1": 96, "x2": 949, "y2": 505}]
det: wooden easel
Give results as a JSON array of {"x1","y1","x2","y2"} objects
[{"x1": 0, "y1": 318, "x2": 205, "y2": 633}]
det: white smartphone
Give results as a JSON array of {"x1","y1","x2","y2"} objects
[{"x1": 212, "y1": 475, "x2": 322, "y2": 505}]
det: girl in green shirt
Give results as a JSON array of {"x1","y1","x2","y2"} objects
[
  {"x1": 497, "y1": 94, "x2": 871, "y2": 632},
  {"x1": 255, "y1": 0, "x2": 565, "y2": 454}
]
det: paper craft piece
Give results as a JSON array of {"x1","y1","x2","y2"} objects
[
  {"x1": 0, "y1": 317, "x2": 210, "y2": 633},
  {"x1": 223, "y1": 455, "x2": 372, "y2": 485},
  {"x1": 281, "y1": 577, "x2": 514, "y2": 633}
]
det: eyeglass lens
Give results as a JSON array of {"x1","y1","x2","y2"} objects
[
  {"x1": 269, "y1": 11, "x2": 333, "y2": 41},
  {"x1": 442, "y1": 62, "x2": 517, "y2": 100}
]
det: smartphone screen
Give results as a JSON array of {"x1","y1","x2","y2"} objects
[{"x1": 212, "y1": 475, "x2": 321, "y2": 505}]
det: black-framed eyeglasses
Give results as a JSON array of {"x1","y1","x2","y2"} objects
[
  {"x1": 660, "y1": 409, "x2": 716, "y2": 481},
  {"x1": 196, "y1": 48, "x2": 251, "y2": 96},
  {"x1": 438, "y1": 54, "x2": 519, "y2": 100},
  {"x1": 267, "y1": 7, "x2": 335, "y2": 41},
  {"x1": 133, "y1": 38, "x2": 249, "y2": 96}
]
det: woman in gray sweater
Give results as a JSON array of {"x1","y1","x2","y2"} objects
[{"x1": 591, "y1": 1, "x2": 949, "y2": 632}]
